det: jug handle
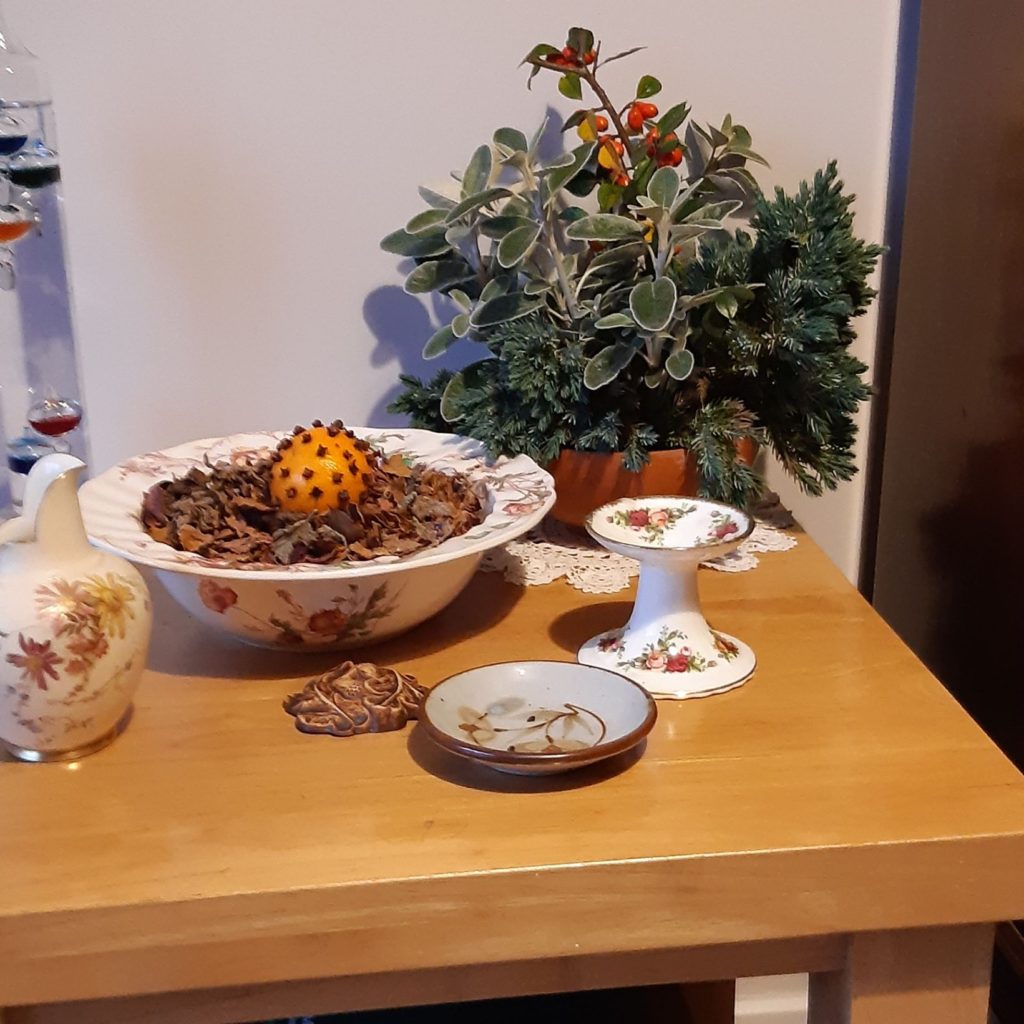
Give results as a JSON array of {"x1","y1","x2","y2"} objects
[{"x1": 0, "y1": 454, "x2": 86, "y2": 547}]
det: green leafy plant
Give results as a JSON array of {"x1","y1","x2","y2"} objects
[{"x1": 383, "y1": 27, "x2": 882, "y2": 506}]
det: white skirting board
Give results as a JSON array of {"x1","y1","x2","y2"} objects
[{"x1": 736, "y1": 975, "x2": 808, "y2": 1024}]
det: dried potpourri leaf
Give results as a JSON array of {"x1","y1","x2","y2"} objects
[{"x1": 139, "y1": 431, "x2": 485, "y2": 567}]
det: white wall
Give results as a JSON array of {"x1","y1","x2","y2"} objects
[{"x1": 8, "y1": 0, "x2": 900, "y2": 580}]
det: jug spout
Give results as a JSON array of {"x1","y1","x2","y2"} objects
[{"x1": 0, "y1": 453, "x2": 89, "y2": 557}]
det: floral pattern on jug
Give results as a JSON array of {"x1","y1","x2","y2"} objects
[{"x1": 0, "y1": 456, "x2": 152, "y2": 760}]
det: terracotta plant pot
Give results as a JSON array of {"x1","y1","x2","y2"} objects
[{"x1": 547, "y1": 440, "x2": 757, "y2": 528}]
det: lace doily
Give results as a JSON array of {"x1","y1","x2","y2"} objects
[{"x1": 480, "y1": 516, "x2": 797, "y2": 594}]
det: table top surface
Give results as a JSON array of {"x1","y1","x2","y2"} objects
[{"x1": 3, "y1": 535, "x2": 1024, "y2": 1004}]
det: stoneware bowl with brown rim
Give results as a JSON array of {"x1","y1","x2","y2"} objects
[{"x1": 418, "y1": 660, "x2": 657, "y2": 776}]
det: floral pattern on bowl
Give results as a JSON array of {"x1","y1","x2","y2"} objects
[{"x1": 197, "y1": 579, "x2": 398, "y2": 648}]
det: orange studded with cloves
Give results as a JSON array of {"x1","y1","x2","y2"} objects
[{"x1": 268, "y1": 421, "x2": 375, "y2": 514}]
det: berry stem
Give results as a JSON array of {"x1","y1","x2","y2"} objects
[
  {"x1": 527, "y1": 57, "x2": 635, "y2": 172},
  {"x1": 578, "y1": 65, "x2": 634, "y2": 171}
]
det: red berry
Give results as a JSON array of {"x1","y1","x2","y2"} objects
[
  {"x1": 562, "y1": 45, "x2": 577, "y2": 61},
  {"x1": 638, "y1": 101, "x2": 659, "y2": 118},
  {"x1": 594, "y1": 114, "x2": 609, "y2": 131},
  {"x1": 614, "y1": 172, "x2": 630, "y2": 187},
  {"x1": 668, "y1": 148, "x2": 683, "y2": 166},
  {"x1": 627, "y1": 104, "x2": 645, "y2": 132},
  {"x1": 583, "y1": 49, "x2": 596, "y2": 64}
]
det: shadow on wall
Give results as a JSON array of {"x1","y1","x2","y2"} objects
[
  {"x1": 363, "y1": 108, "x2": 566, "y2": 427},
  {"x1": 921, "y1": 129, "x2": 1024, "y2": 769},
  {"x1": 362, "y1": 285, "x2": 475, "y2": 425}
]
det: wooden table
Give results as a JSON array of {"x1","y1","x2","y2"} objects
[{"x1": 2, "y1": 537, "x2": 1024, "y2": 1024}]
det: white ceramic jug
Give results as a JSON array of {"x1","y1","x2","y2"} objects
[{"x1": 0, "y1": 454, "x2": 152, "y2": 760}]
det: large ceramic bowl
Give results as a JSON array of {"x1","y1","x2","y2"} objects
[{"x1": 79, "y1": 428, "x2": 554, "y2": 651}]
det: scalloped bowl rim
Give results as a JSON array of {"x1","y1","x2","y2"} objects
[{"x1": 79, "y1": 428, "x2": 555, "y2": 581}]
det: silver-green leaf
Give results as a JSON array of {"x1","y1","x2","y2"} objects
[
  {"x1": 461, "y1": 145, "x2": 492, "y2": 198},
  {"x1": 406, "y1": 208, "x2": 448, "y2": 234},
  {"x1": 404, "y1": 260, "x2": 476, "y2": 295},
  {"x1": 497, "y1": 224, "x2": 541, "y2": 268},
  {"x1": 594, "y1": 311, "x2": 636, "y2": 330},
  {"x1": 380, "y1": 229, "x2": 451, "y2": 258},
  {"x1": 584, "y1": 239, "x2": 647, "y2": 274},
  {"x1": 545, "y1": 142, "x2": 596, "y2": 197},
  {"x1": 439, "y1": 371, "x2": 465, "y2": 422},
  {"x1": 422, "y1": 324, "x2": 457, "y2": 359},
  {"x1": 480, "y1": 278, "x2": 509, "y2": 303},
  {"x1": 678, "y1": 286, "x2": 728, "y2": 311},
  {"x1": 629, "y1": 277, "x2": 677, "y2": 332},
  {"x1": 493, "y1": 127, "x2": 528, "y2": 153},
  {"x1": 445, "y1": 187, "x2": 513, "y2": 224},
  {"x1": 665, "y1": 347, "x2": 695, "y2": 380},
  {"x1": 647, "y1": 166, "x2": 680, "y2": 210},
  {"x1": 567, "y1": 214, "x2": 645, "y2": 242},
  {"x1": 417, "y1": 186, "x2": 456, "y2": 211},
  {"x1": 470, "y1": 291, "x2": 545, "y2": 328},
  {"x1": 684, "y1": 199, "x2": 742, "y2": 223},
  {"x1": 715, "y1": 291, "x2": 740, "y2": 319},
  {"x1": 451, "y1": 313, "x2": 472, "y2": 338},
  {"x1": 479, "y1": 215, "x2": 537, "y2": 240},
  {"x1": 584, "y1": 342, "x2": 637, "y2": 389}
]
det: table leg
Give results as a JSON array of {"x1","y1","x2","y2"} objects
[
  {"x1": 808, "y1": 924, "x2": 994, "y2": 1023},
  {"x1": 680, "y1": 980, "x2": 736, "y2": 1023}
]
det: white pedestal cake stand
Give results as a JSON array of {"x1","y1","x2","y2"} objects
[{"x1": 577, "y1": 496, "x2": 757, "y2": 699}]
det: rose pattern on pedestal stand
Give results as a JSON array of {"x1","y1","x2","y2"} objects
[{"x1": 578, "y1": 496, "x2": 757, "y2": 700}]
